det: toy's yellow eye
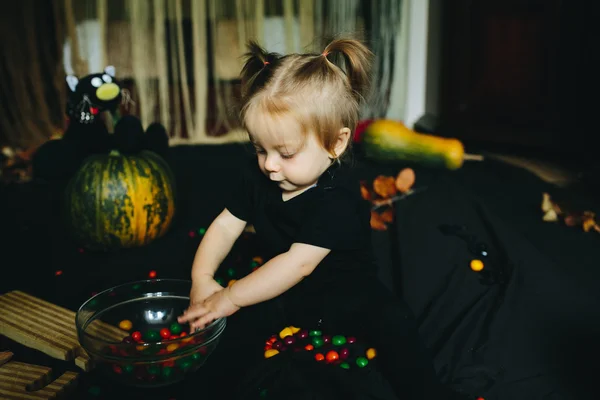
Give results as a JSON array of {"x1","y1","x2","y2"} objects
[{"x1": 91, "y1": 77, "x2": 102, "y2": 87}]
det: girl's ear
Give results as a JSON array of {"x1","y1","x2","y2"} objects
[{"x1": 333, "y1": 127, "x2": 351, "y2": 158}]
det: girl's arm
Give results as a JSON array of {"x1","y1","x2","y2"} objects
[
  {"x1": 191, "y1": 208, "x2": 247, "y2": 280},
  {"x1": 226, "y1": 242, "x2": 330, "y2": 307}
]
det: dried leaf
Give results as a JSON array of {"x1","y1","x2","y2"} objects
[
  {"x1": 582, "y1": 212, "x2": 597, "y2": 232},
  {"x1": 379, "y1": 208, "x2": 394, "y2": 223},
  {"x1": 373, "y1": 175, "x2": 397, "y2": 198},
  {"x1": 370, "y1": 211, "x2": 388, "y2": 231},
  {"x1": 395, "y1": 168, "x2": 416, "y2": 193},
  {"x1": 542, "y1": 209, "x2": 558, "y2": 222},
  {"x1": 564, "y1": 214, "x2": 580, "y2": 227},
  {"x1": 582, "y1": 218, "x2": 596, "y2": 232},
  {"x1": 360, "y1": 181, "x2": 372, "y2": 201},
  {"x1": 541, "y1": 193, "x2": 553, "y2": 213}
]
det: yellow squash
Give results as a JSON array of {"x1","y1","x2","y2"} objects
[{"x1": 362, "y1": 120, "x2": 465, "y2": 170}]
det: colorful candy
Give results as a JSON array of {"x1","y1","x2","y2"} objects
[
  {"x1": 332, "y1": 335, "x2": 346, "y2": 346},
  {"x1": 160, "y1": 328, "x2": 171, "y2": 339},
  {"x1": 264, "y1": 349, "x2": 279, "y2": 358},
  {"x1": 144, "y1": 330, "x2": 160, "y2": 341},
  {"x1": 366, "y1": 348, "x2": 377, "y2": 360},
  {"x1": 169, "y1": 323, "x2": 183, "y2": 334},
  {"x1": 470, "y1": 259, "x2": 484, "y2": 272},
  {"x1": 325, "y1": 350, "x2": 339, "y2": 363},
  {"x1": 261, "y1": 326, "x2": 377, "y2": 369},
  {"x1": 356, "y1": 357, "x2": 369, "y2": 367},
  {"x1": 119, "y1": 320, "x2": 133, "y2": 331}
]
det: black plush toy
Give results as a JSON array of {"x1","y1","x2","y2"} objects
[{"x1": 32, "y1": 66, "x2": 170, "y2": 181}]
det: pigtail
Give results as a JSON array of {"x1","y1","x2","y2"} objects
[
  {"x1": 322, "y1": 39, "x2": 374, "y2": 101},
  {"x1": 240, "y1": 41, "x2": 280, "y2": 100}
]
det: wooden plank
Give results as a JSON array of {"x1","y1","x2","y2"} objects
[
  {"x1": 0, "y1": 360, "x2": 78, "y2": 399},
  {"x1": 0, "y1": 290, "x2": 128, "y2": 371},
  {"x1": 0, "y1": 351, "x2": 13, "y2": 367}
]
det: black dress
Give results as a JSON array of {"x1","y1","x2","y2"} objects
[{"x1": 211, "y1": 158, "x2": 463, "y2": 399}]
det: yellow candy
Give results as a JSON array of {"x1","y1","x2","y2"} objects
[
  {"x1": 264, "y1": 349, "x2": 279, "y2": 359},
  {"x1": 136, "y1": 345, "x2": 146, "y2": 351},
  {"x1": 167, "y1": 343, "x2": 179, "y2": 352},
  {"x1": 290, "y1": 326, "x2": 301, "y2": 334},
  {"x1": 279, "y1": 327, "x2": 293, "y2": 339},
  {"x1": 470, "y1": 259, "x2": 484, "y2": 272},
  {"x1": 228, "y1": 279, "x2": 237, "y2": 287},
  {"x1": 118, "y1": 320, "x2": 133, "y2": 331},
  {"x1": 366, "y1": 348, "x2": 377, "y2": 360}
]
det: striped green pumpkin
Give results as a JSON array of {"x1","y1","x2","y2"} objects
[{"x1": 65, "y1": 150, "x2": 176, "y2": 251}]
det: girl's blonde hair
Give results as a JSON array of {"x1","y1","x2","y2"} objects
[{"x1": 239, "y1": 38, "x2": 374, "y2": 160}]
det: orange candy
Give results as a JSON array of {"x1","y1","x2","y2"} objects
[
  {"x1": 166, "y1": 343, "x2": 179, "y2": 352},
  {"x1": 315, "y1": 353, "x2": 325, "y2": 362},
  {"x1": 366, "y1": 348, "x2": 377, "y2": 359},
  {"x1": 325, "y1": 351, "x2": 339, "y2": 363}
]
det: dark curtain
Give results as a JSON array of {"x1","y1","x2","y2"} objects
[{"x1": 0, "y1": 1, "x2": 66, "y2": 149}]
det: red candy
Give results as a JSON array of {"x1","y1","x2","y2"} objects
[
  {"x1": 160, "y1": 328, "x2": 171, "y2": 339},
  {"x1": 297, "y1": 330, "x2": 309, "y2": 339},
  {"x1": 340, "y1": 348, "x2": 350, "y2": 359},
  {"x1": 131, "y1": 331, "x2": 142, "y2": 342}
]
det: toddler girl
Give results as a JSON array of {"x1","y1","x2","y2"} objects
[{"x1": 178, "y1": 38, "x2": 452, "y2": 399}]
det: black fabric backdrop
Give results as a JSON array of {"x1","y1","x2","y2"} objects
[{"x1": 1, "y1": 143, "x2": 598, "y2": 399}]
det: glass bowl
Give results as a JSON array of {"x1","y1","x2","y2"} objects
[{"x1": 75, "y1": 279, "x2": 226, "y2": 387}]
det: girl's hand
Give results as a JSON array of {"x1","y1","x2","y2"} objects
[
  {"x1": 189, "y1": 275, "x2": 223, "y2": 306},
  {"x1": 178, "y1": 287, "x2": 240, "y2": 331}
]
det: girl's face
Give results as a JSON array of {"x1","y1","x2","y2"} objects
[{"x1": 246, "y1": 112, "x2": 335, "y2": 199}]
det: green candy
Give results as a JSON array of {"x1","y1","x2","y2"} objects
[
  {"x1": 311, "y1": 337, "x2": 324, "y2": 348},
  {"x1": 259, "y1": 388, "x2": 268, "y2": 398},
  {"x1": 147, "y1": 365, "x2": 160, "y2": 375},
  {"x1": 226, "y1": 267, "x2": 236, "y2": 277},
  {"x1": 198, "y1": 228, "x2": 206, "y2": 235},
  {"x1": 144, "y1": 330, "x2": 160, "y2": 342},
  {"x1": 215, "y1": 277, "x2": 224, "y2": 285},
  {"x1": 332, "y1": 335, "x2": 346, "y2": 346},
  {"x1": 161, "y1": 366, "x2": 174, "y2": 378},
  {"x1": 356, "y1": 357, "x2": 369, "y2": 368},
  {"x1": 123, "y1": 364, "x2": 134, "y2": 373},
  {"x1": 132, "y1": 284, "x2": 141, "y2": 290},
  {"x1": 169, "y1": 323, "x2": 182, "y2": 334},
  {"x1": 309, "y1": 330, "x2": 322, "y2": 337},
  {"x1": 192, "y1": 353, "x2": 202, "y2": 361},
  {"x1": 179, "y1": 360, "x2": 192, "y2": 370},
  {"x1": 250, "y1": 261, "x2": 259, "y2": 268},
  {"x1": 340, "y1": 362, "x2": 350, "y2": 369},
  {"x1": 88, "y1": 299, "x2": 98, "y2": 307}
]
